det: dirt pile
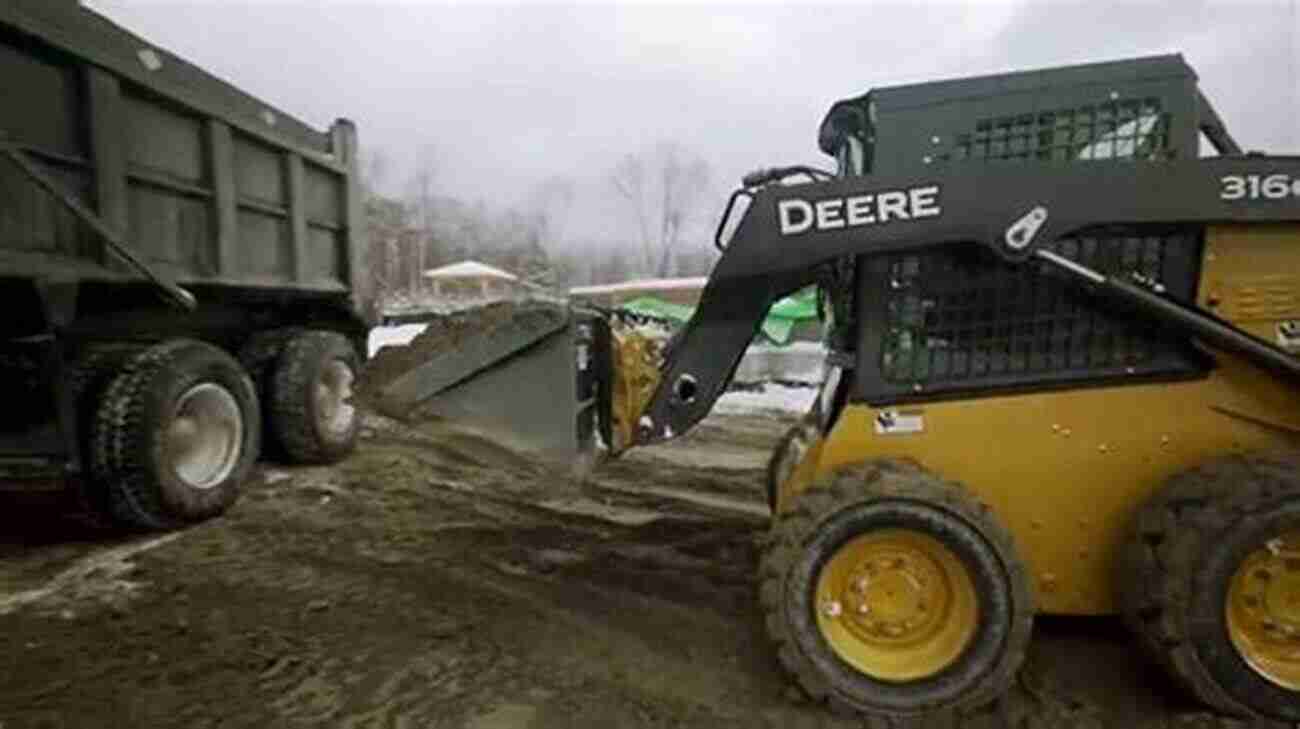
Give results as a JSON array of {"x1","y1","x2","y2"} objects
[{"x1": 354, "y1": 300, "x2": 568, "y2": 420}]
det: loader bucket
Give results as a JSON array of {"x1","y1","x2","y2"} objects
[{"x1": 356, "y1": 301, "x2": 606, "y2": 465}]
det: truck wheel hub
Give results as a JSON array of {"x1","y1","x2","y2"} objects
[
  {"x1": 815, "y1": 529, "x2": 978, "y2": 682},
  {"x1": 169, "y1": 383, "x2": 243, "y2": 489},
  {"x1": 316, "y1": 359, "x2": 356, "y2": 438},
  {"x1": 1227, "y1": 530, "x2": 1300, "y2": 690}
]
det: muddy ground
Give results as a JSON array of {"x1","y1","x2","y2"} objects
[{"x1": 0, "y1": 412, "x2": 1270, "y2": 729}]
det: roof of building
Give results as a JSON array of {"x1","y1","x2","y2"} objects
[
  {"x1": 422, "y1": 260, "x2": 518, "y2": 281},
  {"x1": 569, "y1": 276, "x2": 707, "y2": 296}
]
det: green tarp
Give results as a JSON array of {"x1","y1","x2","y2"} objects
[
  {"x1": 619, "y1": 288, "x2": 819, "y2": 345},
  {"x1": 768, "y1": 289, "x2": 818, "y2": 320}
]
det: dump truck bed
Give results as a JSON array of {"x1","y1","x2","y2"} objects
[{"x1": 0, "y1": 0, "x2": 362, "y2": 302}]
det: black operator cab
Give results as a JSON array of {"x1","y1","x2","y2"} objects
[{"x1": 812, "y1": 54, "x2": 1246, "y2": 416}]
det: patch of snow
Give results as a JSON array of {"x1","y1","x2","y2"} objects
[
  {"x1": 0, "y1": 533, "x2": 182, "y2": 616},
  {"x1": 368, "y1": 323, "x2": 427, "y2": 356},
  {"x1": 762, "y1": 340, "x2": 825, "y2": 354},
  {"x1": 569, "y1": 276, "x2": 707, "y2": 296},
  {"x1": 627, "y1": 321, "x2": 673, "y2": 339},
  {"x1": 422, "y1": 260, "x2": 518, "y2": 280},
  {"x1": 262, "y1": 469, "x2": 293, "y2": 485},
  {"x1": 735, "y1": 343, "x2": 827, "y2": 385},
  {"x1": 714, "y1": 383, "x2": 818, "y2": 416}
]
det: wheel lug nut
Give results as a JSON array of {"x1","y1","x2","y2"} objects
[
  {"x1": 823, "y1": 600, "x2": 842, "y2": 618},
  {"x1": 857, "y1": 603, "x2": 870, "y2": 615}
]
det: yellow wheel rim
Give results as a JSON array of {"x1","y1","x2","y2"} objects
[
  {"x1": 1226, "y1": 530, "x2": 1300, "y2": 691},
  {"x1": 814, "y1": 529, "x2": 979, "y2": 683}
]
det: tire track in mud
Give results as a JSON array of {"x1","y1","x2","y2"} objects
[
  {"x1": 0, "y1": 532, "x2": 181, "y2": 616},
  {"x1": 0, "y1": 413, "x2": 1283, "y2": 729},
  {"x1": 218, "y1": 426, "x2": 799, "y2": 728},
  {"x1": 236, "y1": 429, "x2": 1284, "y2": 729},
  {"x1": 332, "y1": 420, "x2": 1275, "y2": 729}
]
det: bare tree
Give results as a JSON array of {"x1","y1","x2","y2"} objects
[
  {"x1": 405, "y1": 144, "x2": 440, "y2": 296},
  {"x1": 361, "y1": 191, "x2": 412, "y2": 309},
  {"x1": 525, "y1": 175, "x2": 576, "y2": 252},
  {"x1": 609, "y1": 142, "x2": 711, "y2": 278},
  {"x1": 609, "y1": 155, "x2": 651, "y2": 270},
  {"x1": 355, "y1": 148, "x2": 392, "y2": 308},
  {"x1": 361, "y1": 148, "x2": 390, "y2": 197},
  {"x1": 593, "y1": 248, "x2": 633, "y2": 285},
  {"x1": 674, "y1": 246, "x2": 719, "y2": 278}
]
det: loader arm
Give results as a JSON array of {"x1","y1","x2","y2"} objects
[{"x1": 637, "y1": 156, "x2": 1300, "y2": 446}]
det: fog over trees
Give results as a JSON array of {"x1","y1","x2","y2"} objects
[{"x1": 361, "y1": 138, "x2": 724, "y2": 304}]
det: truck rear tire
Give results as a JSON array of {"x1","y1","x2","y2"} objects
[
  {"x1": 269, "y1": 331, "x2": 361, "y2": 464},
  {"x1": 237, "y1": 327, "x2": 305, "y2": 460},
  {"x1": 69, "y1": 343, "x2": 145, "y2": 520},
  {"x1": 760, "y1": 461, "x2": 1033, "y2": 722},
  {"x1": 1120, "y1": 452, "x2": 1300, "y2": 722},
  {"x1": 91, "y1": 339, "x2": 260, "y2": 529}
]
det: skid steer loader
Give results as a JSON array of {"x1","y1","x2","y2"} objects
[{"x1": 363, "y1": 55, "x2": 1300, "y2": 723}]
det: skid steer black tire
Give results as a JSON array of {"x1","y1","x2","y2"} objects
[
  {"x1": 765, "y1": 414, "x2": 820, "y2": 512},
  {"x1": 1119, "y1": 452, "x2": 1300, "y2": 722},
  {"x1": 760, "y1": 460, "x2": 1034, "y2": 722},
  {"x1": 269, "y1": 331, "x2": 361, "y2": 465},
  {"x1": 91, "y1": 339, "x2": 260, "y2": 529}
]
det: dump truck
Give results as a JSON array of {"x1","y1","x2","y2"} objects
[
  {"x1": 365, "y1": 55, "x2": 1300, "y2": 723},
  {"x1": 0, "y1": 1, "x2": 368, "y2": 527}
]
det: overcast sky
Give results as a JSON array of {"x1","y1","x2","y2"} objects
[{"x1": 84, "y1": 0, "x2": 1300, "y2": 244}]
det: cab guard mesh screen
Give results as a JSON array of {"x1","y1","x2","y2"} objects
[{"x1": 854, "y1": 229, "x2": 1207, "y2": 401}]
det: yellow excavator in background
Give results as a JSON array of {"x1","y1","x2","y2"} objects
[{"x1": 364, "y1": 55, "x2": 1300, "y2": 724}]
